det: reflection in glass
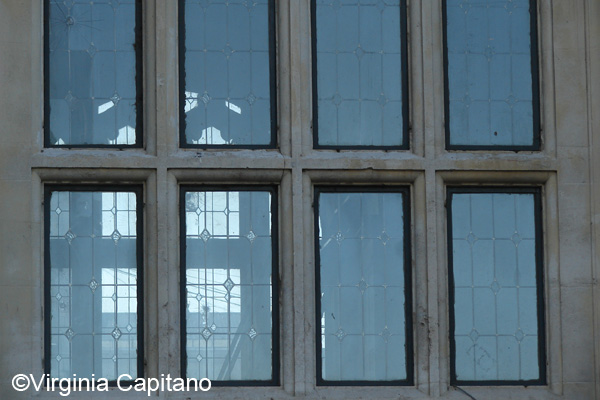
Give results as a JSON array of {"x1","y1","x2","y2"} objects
[
  {"x1": 182, "y1": 0, "x2": 273, "y2": 146},
  {"x1": 317, "y1": 191, "x2": 409, "y2": 381},
  {"x1": 47, "y1": 0, "x2": 139, "y2": 146},
  {"x1": 450, "y1": 192, "x2": 542, "y2": 381},
  {"x1": 314, "y1": 0, "x2": 406, "y2": 147},
  {"x1": 445, "y1": 0, "x2": 536, "y2": 147},
  {"x1": 49, "y1": 190, "x2": 139, "y2": 379},
  {"x1": 184, "y1": 190, "x2": 274, "y2": 381}
]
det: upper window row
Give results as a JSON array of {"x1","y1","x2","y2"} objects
[{"x1": 45, "y1": 0, "x2": 540, "y2": 150}]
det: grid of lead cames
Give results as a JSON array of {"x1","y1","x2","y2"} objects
[{"x1": 44, "y1": 0, "x2": 544, "y2": 387}]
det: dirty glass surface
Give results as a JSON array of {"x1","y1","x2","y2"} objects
[
  {"x1": 49, "y1": 190, "x2": 139, "y2": 379},
  {"x1": 182, "y1": 0, "x2": 273, "y2": 146},
  {"x1": 450, "y1": 192, "x2": 541, "y2": 381},
  {"x1": 184, "y1": 190, "x2": 274, "y2": 381},
  {"x1": 315, "y1": 0, "x2": 406, "y2": 147},
  {"x1": 446, "y1": 0, "x2": 536, "y2": 147},
  {"x1": 317, "y1": 191, "x2": 408, "y2": 381},
  {"x1": 48, "y1": 0, "x2": 139, "y2": 146}
]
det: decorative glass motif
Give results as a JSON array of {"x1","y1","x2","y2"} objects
[
  {"x1": 317, "y1": 191, "x2": 409, "y2": 381},
  {"x1": 450, "y1": 191, "x2": 542, "y2": 381},
  {"x1": 314, "y1": 0, "x2": 407, "y2": 147},
  {"x1": 182, "y1": 0, "x2": 274, "y2": 146},
  {"x1": 47, "y1": 0, "x2": 140, "y2": 146},
  {"x1": 49, "y1": 190, "x2": 139, "y2": 380},
  {"x1": 445, "y1": 0, "x2": 537, "y2": 147},
  {"x1": 184, "y1": 190, "x2": 274, "y2": 381}
]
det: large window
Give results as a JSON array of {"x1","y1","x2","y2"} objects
[
  {"x1": 311, "y1": 0, "x2": 409, "y2": 149},
  {"x1": 315, "y1": 188, "x2": 413, "y2": 384},
  {"x1": 45, "y1": 187, "x2": 143, "y2": 381},
  {"x1": 447, "y1": 187, "x2": 545, "y2": 384},
  {"x1": 179, "y1": 0, "x2": 277, "y2": 148},
  {"x1": 181, "y1": 187, "x2": 279, "y2": 384},
  {"x1": 45, "y1": 0, "x2": 142, "y2": 147},
  {"x1": 443, "y1": 0, "x2": 540, "y2": 149}
]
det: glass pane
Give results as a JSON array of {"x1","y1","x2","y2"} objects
[
  {"x1": 48, "y1": 0, "x2": 139, "y2": 146},
  {"x1": 446, "y1": 0, "x2": 536, "y2": 147},
  {"x1": 450, "y1": 192, "x2": 541, "y2": 381},
  {"x1": 49, "y1": 190, "x2": 139, "y2": 380},
  {"x1": 317, "y1": 191, "x2": 408, "y2": 381},
  {"x1": 182, "y1": 0, "x2": 273, "y2": 146},
  {"x1": 315, "y1": 0, "x2": 406, "y2": 147},
  {"x1": 184, "y1": 190, "x2": 274, "y2": 381}
]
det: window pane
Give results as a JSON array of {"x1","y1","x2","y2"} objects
[
  {"x1": 445, "y1": 0, "x2": 538, "y2": 148},
  {"x1": 47, "y1": 0, "x2": 140, "y2": 146},
  {"x1": 182, "y1": 0, "x2": 274, "y2": 147},
  {"x1": 316, "y1": 190, "x2": 410, "y2": 382},
  {"x1": 314, "y1": 0, "x2": 407, "y2": 148},
  {"x1": 183, "y1": 190, "x2": 276, "y2": 381},
  {"x1": 449, "y1": 190, "x2": 544, "y2": 382},
  {"x1": 48, "y1": 190, "x2": 140, "y2": 380}
]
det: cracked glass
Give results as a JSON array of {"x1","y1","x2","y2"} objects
[
  {"x1": 49, "y1": 190, "x2": 139, "y2": 379},
  {"x1": 47, "y1": 0, "x2": 140, "y2": 146},
  {"x1": 182, "y1": 0, "x2": 274, "y2": 146},
  {"x1": 450, "y1": 191, "x2": 542, "y2": 381},
  {"x1": 317, "y1": 191, "x2": 409, "y2": 381},
  {"x1": 183, "y1": 190, "x2": 275, "y2": 381}
]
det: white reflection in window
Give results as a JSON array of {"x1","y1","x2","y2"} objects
[
  {"x1": 186, "y1": 191, "x2": 240, "y2": 238},
  {"x1": 185, "y1": 91, "x2": 199, "y2": 113},
  {"x1": 186, "y1": 269, "x2": 241, "y2": 314},
  {"x1": 101, "y1": 268, "x2": 137, "y2": 313},
  {"x1": 101, "y1": 192, "x2": 137, "y2": 237}
]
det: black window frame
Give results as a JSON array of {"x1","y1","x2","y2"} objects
[
  {"x1": 313, "y1": 186, "x2": 414, "y2": 386},
  {"x1": 43, "y1": 184, "x2": 145, "y2": 386},
  {"x1": 43, "y1": 0, "x2": 144, "y2": 149},
  {"x1": 178, "y1": 0, "x2": 278, "y2": 150},
  {"x1": 310, "y1": 0, "x2": 410, "y2": 150},
  {"x1": 446, "y1": 186, "x2": 546, "y2": 386},
  {"x1": 442, "y1": 0, "x2": 541, "y2": 151},
  {"x1": 179, "y1": 185, "x2": 281, "y2": 386}
]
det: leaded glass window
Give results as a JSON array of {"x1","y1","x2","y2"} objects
[
  {"x1": 447, "y1": 188, "x2": 545, "y2": 384},
  {"x1": 181, "y1": 188, "x2": 279, "y2": 383},
  {"x1": 45, "y1": 187, "x2": 143, "y2": 380},
  {"x1": 180, "y1": 0, "x2": 277, "y2": 148},
  {"x1": 45, "y1": 0, "x2": 142, "y2": 147},
  {"x1": 312, "y1": 0, "x2": 409, "y2": 148},
  {"x1": 444, "y1": 0, "x2": 540, "y2": 149},
  {"x1": 315, "y1": 188, "x2": 412, "y2": 384}
]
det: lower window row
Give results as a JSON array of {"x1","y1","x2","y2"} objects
[{"x1": 44, "y1": 185, "x2": 546, "y2": 386}]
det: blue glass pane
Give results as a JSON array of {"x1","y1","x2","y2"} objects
[
  {"x1": 183, "y1": 0, "x2": 272, "y2": 146},
  {"x1": 446, "y1": 0, "x2": 535, "y2": 147},
  {"x1": 450, "y1": 192, "x2": 541, "y2": 381},
  {"x1": 49, "y1": 191, "x2": 139, "y2": 379},
  {"x1": 318, "y1": 191, "x2": 408, "y2": 381},
  {"x1": 48, "y1": 1, "x2": 138, "y2": 145},
  {"x1": 315, "y1": 0, "x2": 405, "y2": 147},
  {"x1": 184, "y1": 191, "x2": 274, "y2": 381}
]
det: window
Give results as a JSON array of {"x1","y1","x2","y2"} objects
[
  {"x1": 180, "y1": 187, "x2": 279, "y2": 384},
  {"x1": 311, "y1": 0, "x2": 409, "y2": 148},
  {"x1": 443, "y1": 0, "x2": 540, "y2": 149},
  {"x1": 45, "y1": 0, "x2": 143, "y2": 147},
  {"x1": 447, "y1": 187, "x2": 545, "y2": 384},
  {"x1": 315, "y1": 188, "x2": 413, "y2": 384},
  {"x1": 45, "y1": 186, "x2": 143, "y2": 382},
  {"x1": 179, "y1": 0, "x2": 277, "y2": 148}
]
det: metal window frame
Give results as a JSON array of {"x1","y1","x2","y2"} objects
[
  {"x1": 446, "y1": 186, "x2": 547, "y2": 386},
  {"x1": 442, "y1": 0, "x2": 541, "y2": 151},
  {"x1": 43, "y1": 184, "x2": 145, "y2": 386},
  {"x1": 313, "y1": 186, "x2": 414, "y2": 386},
  {"x1": 43, "y1": 0, "x2": 144, "y2": 149},
  {"x1": 310, "y1": 0, "x2": 410, "y2": 150},
  {"x1": 179, "y1": 185, "x2": 281, "y2": 386},
  {"x1": 178, "y1": 0, "x2": 278, "y2": 149}
]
